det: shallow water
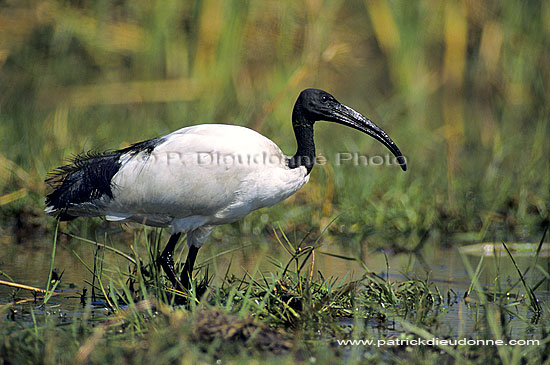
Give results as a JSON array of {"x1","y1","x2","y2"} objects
[{"x1": 1, "y1": 230, "x2": 548, "y2": 339}]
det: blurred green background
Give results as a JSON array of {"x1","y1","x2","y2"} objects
[{"x1": 0, "y1": 0, "x2": 548, "y2": 248}]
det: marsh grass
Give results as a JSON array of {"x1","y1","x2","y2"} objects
[{"x1": 3, "y1": 226, "x2": 549, "y2": 363}]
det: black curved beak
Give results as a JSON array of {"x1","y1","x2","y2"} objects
[{"x1": 329, "y1": 103, "x2": 407, "y2": 171}]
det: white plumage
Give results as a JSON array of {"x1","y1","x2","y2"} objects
[{"x1": 104, "y1": 124, "x2": 309, "y2": 233}]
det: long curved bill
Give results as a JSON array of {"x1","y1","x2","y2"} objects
[{"x1": 331, "y1": 104, "x2": 407, "y2": 171}]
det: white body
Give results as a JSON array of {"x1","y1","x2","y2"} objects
[{"x1": 62, "y1": 124, "x2": 309, "y2": 246}]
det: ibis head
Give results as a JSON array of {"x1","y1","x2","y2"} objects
[{"x1": 291, "y1": 88, "x2": 407, "y2": 171}]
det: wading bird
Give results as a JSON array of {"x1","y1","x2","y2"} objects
[{"x1": 45, "y1": 89, "x2": 406, "y2": 290}]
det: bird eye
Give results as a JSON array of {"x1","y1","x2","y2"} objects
[{"x1": 321, "y1": 95, "x2": 328, "y2": 103}]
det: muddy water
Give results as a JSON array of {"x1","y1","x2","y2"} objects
[{"x1": 1, "y1": 231, "x2": 548, "y2": 338}]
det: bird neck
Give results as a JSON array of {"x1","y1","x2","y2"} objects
[{"x1": 288, "y1": 119, "x2": 316, "y2": 174}]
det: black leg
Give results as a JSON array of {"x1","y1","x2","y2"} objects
[
  {"x1": 157, "y1": 233, "x2": 183, "y2": 289},
  {"x1": 180, "y1": 245, "x2": 200, "y2": 290}
]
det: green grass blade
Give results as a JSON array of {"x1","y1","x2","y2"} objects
[
  {"x1": 501, "y1": 241, "x2": 541, "y2": 312},
  {"x1": 43, "y1": 221, "x2": 59, "y2": 305}
]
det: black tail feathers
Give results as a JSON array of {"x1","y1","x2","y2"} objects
[
  {"x1": 44, "y1": 135, "x2": 165, "y2": 219},
  {"x1": 44, "y1": 152, "x2": 121, "y2": 219}
]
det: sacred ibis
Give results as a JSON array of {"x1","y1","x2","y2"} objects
[{"x1": 45, "y1": 88, "x2": 406, "y2": 290}]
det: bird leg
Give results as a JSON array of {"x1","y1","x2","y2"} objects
[
  {"x1": 179, "y1": 227, "x2": 212, "y2": 289},
  {"x1": 180, "y1": 245, "x2": 199, "y2": 290},
  {"x1": 157, "y1": 233, "x2": 184, "y2": 289}
]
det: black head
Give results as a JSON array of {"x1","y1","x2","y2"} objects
[
  {"x1": 292, "y1": 89, "x2": 341, "y2": 124},
  {"x1": 292, "y1": 88, "x2": 407, "y2": 171}
]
